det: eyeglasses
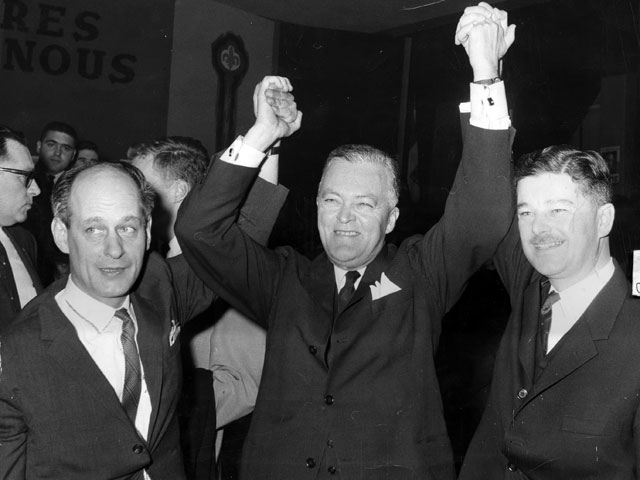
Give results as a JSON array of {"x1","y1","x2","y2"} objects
[{"x1": 0, "y1": 166, "x2": 36, "y2": 188}]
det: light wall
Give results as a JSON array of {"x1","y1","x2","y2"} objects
[{"x1": 168, "y1": 0, "x2": 276, "y2": 155}]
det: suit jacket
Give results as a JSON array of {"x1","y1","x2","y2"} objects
[
  {"x1": 174, "y1": 177, "x2": 287, "y2": 480},
  {"x1": 0, "y1": 225, "x2": 42, "y2": 332},
  {"x1": 0, "y1": 178, "x2": 286, "y2": 480},
  {"x1": 22, "y1": 168, "x2": 63, "y2": 286},
  {"x1": 176, "y1": 118, "x2": 515, "y2": 480},
  {"x1": 460, "y1": 218, "x2": 640, "y2": 479}
]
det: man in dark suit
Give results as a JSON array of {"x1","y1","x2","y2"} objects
[
  {"x1": 0, "y1": 128, "x2": 43, "y2": 332},
  {"x1": 459, "y1": 145, "x2": 640, "y2": 479},
  {"x1": 175, "y1": 7, "x2": 516, "y2": 477},
  {"x1": 24, "y1": 121, "x2": 77, "y2": 285},
  {"x1": 0, "y1": 88, "x2": 298, "y2": 479},
  {"x1": 130, "y1": 134, "x2": 287, "y2": 479}
]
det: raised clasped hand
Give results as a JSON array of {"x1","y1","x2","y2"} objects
[{"x1": 253, "y1": 76, "x2": 303, "y2": 142}]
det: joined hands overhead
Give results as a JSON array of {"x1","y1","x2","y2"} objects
[
  {"x1": 246, "y1": 76, "x2": 302, "y2": 151},
  {"x1": 455, "y1": 2, "x2": 516, "y2": 80}
]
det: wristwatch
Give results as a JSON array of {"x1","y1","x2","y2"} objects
[{"x1": 473, "y1": 76, "x2": 501, "y2": 85}]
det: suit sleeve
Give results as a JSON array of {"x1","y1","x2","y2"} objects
[
  {"x1": 418, "y1": 115, "x2": 516, "y2": 316},
  {"x1": 237, "y1": 177, "x2": 288, "y2": 246},
  {"x1": 491, "y1": 213, "x2": 537, "y2": 303},
  {"x1": 176, "y1": 160, "x2": 285, "y2": 326},
  {"x1": 170, "y1": 171, "x2": 287, "y2": 323},
  {"x1": 0, "y1": 365, "x2": 27, "y2": 479}
]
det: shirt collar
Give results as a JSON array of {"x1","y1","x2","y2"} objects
[
  {"x1": 333, "y1": 265, "x2": 367, "y2": 290},
  {"x1": 62, "y1": 275, "x2": 131, "y2": 333},
  {"x1": 551, "y1": 257, "x2": 615, "y2": 317},
  {"x1": 166, "y1": 236, "x2": 182, "y2": 258}
]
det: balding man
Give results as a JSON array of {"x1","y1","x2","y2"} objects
[{"x1": 0, "y1": 88, "x2": 299, "y2": 479}]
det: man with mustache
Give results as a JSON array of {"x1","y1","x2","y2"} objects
[
  {"x1": 0, "y1": 127, "x2": 42, "y2": 332},
  {"x1": 459, "y1": 145, "x2": 640, "y2": 479}
]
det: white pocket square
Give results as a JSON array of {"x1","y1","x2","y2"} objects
[
  {"x1": 369, "y1": 272, "x2": 401, "y2": 301},
  {"x1": 169, "y1": 319, "x2": 181, "y2": 347}
]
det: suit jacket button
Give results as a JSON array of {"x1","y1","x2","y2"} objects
[
  {"x1": 517, "y1": 388, "x2": 528, "y2": 399},
  {"x1": 132, "y1": 444, "x2": 144, "y2": 454},
  {"x1": 306, "y1": 457, "x2": 316, "y2": 468},
  {"x1": 507, "y1": 462, "x2": 518, "y2": 472},
  {"x1": 309, "y1": 345, "x2": 318, "y2": 355},
  {"x1": 325, "y1": 394, "x2": 335, "y2": 405},
  {"x1": 328, "y1": 466, "x2": 337, "y2": 474}
]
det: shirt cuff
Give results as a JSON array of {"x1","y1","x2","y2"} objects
[
  {"x1": 219, "y1": 136, "x2": 266, "y2": 168},
  {"x1": 459, "y1": 81, "x2": 510, "y2": 130}
]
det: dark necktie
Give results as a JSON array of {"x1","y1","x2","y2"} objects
[
  {"x1": 539, "y1": 284, "x2": 560, "y2": 356},
  {"x1": 337, "y1": 270, "x2": 361, "y2": 312},
  {"x1": 115, "y1": 307, "x2": 142, "y2": 424}
]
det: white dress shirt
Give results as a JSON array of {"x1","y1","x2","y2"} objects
[
  {"x1": 0, "y1": 227, "x2": 37, "y2": 307},
  {"x1": 333, "y1": 266, "x2": 367, "y2": 291},
  {"x1": 55, "y1": 277, "x2": 153, "y2": 477},
  {"x1": 546, "y1": 258, "x2": 615, "y2": 353}
]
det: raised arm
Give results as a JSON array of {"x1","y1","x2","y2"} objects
[
  {"x1": 419, "y1": 3, "x2": 516, "y2": 314},
  {"x1": 176, "y1": 76, "x2": 301, "y2": 324}
]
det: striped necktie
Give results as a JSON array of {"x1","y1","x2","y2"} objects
[
  {"x1": 115, "y1": 307, "x2": 142, "y2": 424},
  {"x1": 539, "y1": 285, "x2": 560, "y2": 356}
]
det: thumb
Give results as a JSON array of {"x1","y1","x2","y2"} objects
[
  {"x1": 285, "y1": 111, "x2": 303, "y2": 137},
  {"x1": 505, "y1": 24, "x2": 516, "y2": 49}
]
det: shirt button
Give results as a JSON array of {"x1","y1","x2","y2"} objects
[
  {"x1": 309, "y1": 345, "x2": 317, "y2": 355},
  {"x1": 132, "y1": 444, "x2": 144, "y2": 454},
  {"x1": 328, "y1": 466, "x2": 337, "y2": 475},
  {"x1": 306, "y1": 457, "x2": 316, "y2": 468},
  {"x1": 517, "y1": 388, "x2": 528, "y2": 399},
  {"x1": 325, "y1": 394, "x2": 335, "y2": 405},
  {"x1": 507, "y1": 462, "x2": 518, "y2": 472}
]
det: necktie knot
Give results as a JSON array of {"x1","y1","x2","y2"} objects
[
  {"x1": 115, "y1": 307, "x2": 133, "y2": 325},
  {"x1": 342, "y1": 270, "x2": 360, "y2": 291},
  {"x1": 337, "y1": 270, "x2": 360, "y2": 312},
  {"x1": 541, "y1": 290, "x2": 560, "y2": 315}
]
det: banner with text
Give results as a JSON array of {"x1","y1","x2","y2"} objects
[{"x1": 0, "y1": 0, "x2": 174, "y2": 160}]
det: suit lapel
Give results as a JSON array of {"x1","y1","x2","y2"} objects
[
  {"x1": 0, "y1": 239, "x2": 20, "y2": 314},
  {"x1": 530, "y1": 266, "x2": 628, "y2": 398},
  {"x1": 131, "y1": 292, "x2": 165, "y2": 441},
  {"x1": 5, "y1": 226, "x2": 43, "y2": 294},
  {"x1": 517, "y1": 278, "x2": 542, "y2": 388},
  {"x1": 307, "y1": 247, "x2": 392, "y2": 367},
  {"x1": 40, "y1": 295, "x2": 132, "y2": 428},
  {"x1": 344, "y1": 245, "x2": 393, "y2": 313},
  {"x1": 307, "y1": 254, "x2": 336, "y2": 320}
]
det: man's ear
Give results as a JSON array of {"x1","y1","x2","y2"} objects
[
  {"x1": 36, "y1": 140, "x2": 42, "y2": 155},
  {"x1": 51, "y1": 217, "x2": 69, "y2": 254},
  {"x1": 385, "y1": 207, "x2": 400, "y2": 234},
  {"x1": 173, "y1": 179, "x2": 191, "y2": 204},
  {"x1": 597, "y1": 202, "x2": 615, "y2": 238}
]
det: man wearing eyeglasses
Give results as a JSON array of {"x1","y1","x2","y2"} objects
[
  {"x1": 25, "y1": 121, "x2": 77, "y2": 285},
  {"x1": 0, "y1": 128, "x2": 42, "y2": 332}
]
